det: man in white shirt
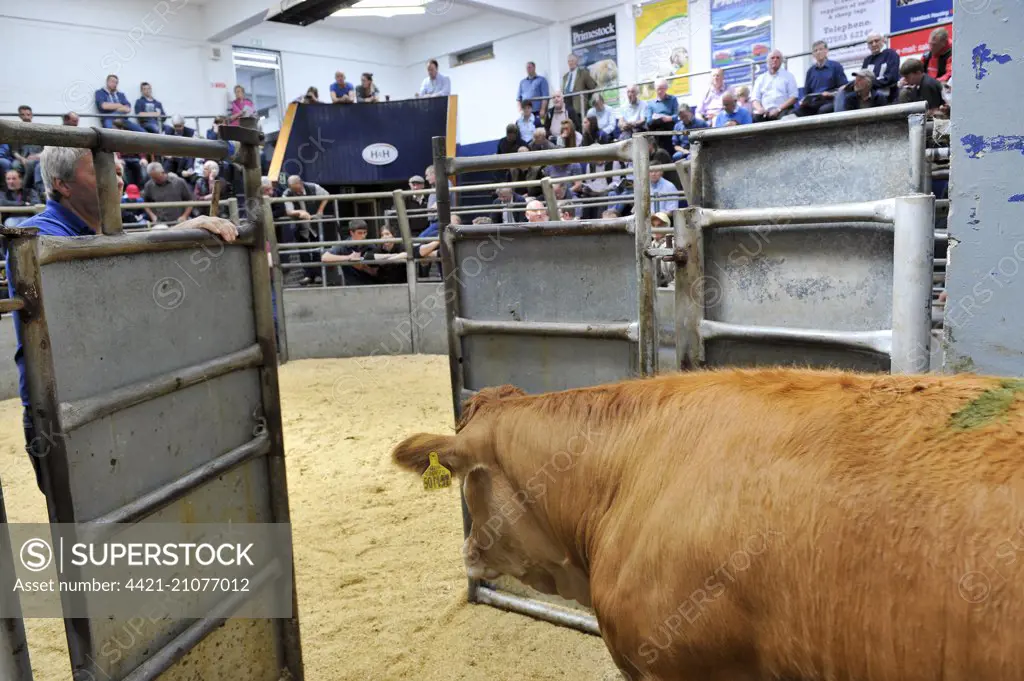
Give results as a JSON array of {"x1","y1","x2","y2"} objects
[
  {"x1": 417, "y1": 59, "x2": 451, "y2": 98},
  {"x1": 617, "y1": 85, "x2": 648, "y2": 140},
  {"x1": 751, "y1": 50, "x2": 799, "y2": 122},
  {"x1": 585, "y1": 94, "x2": 616, "y2": 138}
]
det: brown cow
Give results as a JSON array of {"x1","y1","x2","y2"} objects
[{"x1": 392, "y1": 368, "x2": 1024, "y2": 681}]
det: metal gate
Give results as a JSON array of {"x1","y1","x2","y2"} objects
[
  {"x1": 676, "y1": 103, "x2": 934, "y2": 373},
  {"x1": 1, "y1": 480, "x2": 31, "y2": 681},
  {"x1": 0, "y1": 119, "x2": 303, "y2": 681},
  {"x1": 431, "y1": 136, "x2": 657, "y2": 635}
]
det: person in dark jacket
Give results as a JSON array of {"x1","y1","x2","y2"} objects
[
  {"x1": 862, "y1": 32, "x2": 901, "y2": 102},
  {"x1": 491, "y1": 187, "x2": 527, "y2": 224},
  {"x1": 497, "y1": 124, "x2": 525, "y2": 155},
  {"x1": 1, "y1": 169, "x2": 40, "y2": 226}
]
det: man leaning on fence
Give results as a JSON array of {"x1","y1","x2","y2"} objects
[
  {"x1": 4, "y1": 146, "x2": 238, "y2": 494},
  {"x1": 282, "y1": 174, "x2": 330, "y2": 286}
]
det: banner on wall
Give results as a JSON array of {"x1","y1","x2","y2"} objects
[
  {"x1": 811, "y1": 0, "x2": 886, "y2": 69},
  {"x1": 710, "y1": 0, "x2": 773, "y2": 88},
  {"x1": 635, "y1": 0, "x2": 691, "y2": 99},
  {"x1": 891, "y1": 22, "x2": 952, "y2": 57},
  {"x1": 571, "y1": 15, "x2": 620, "y2": 107},
  {"x1": 890, "y1": 0, "x2": 952, "y2": 33}
]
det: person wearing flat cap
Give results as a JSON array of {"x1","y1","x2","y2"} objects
[{"x1": 838, "y1": 69, "x2": 889, "y2": 112}]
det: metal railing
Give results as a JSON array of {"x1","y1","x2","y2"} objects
[{"x1": 0, "y1": 113, "x2": 226, "y2": 141}]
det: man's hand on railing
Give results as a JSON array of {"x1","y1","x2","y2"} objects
[{"x1": 173, "y1": 215, "x2": 239, "y2": 242}]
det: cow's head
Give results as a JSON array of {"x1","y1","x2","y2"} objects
[{"x1": 391, "y1": 385, "x2": 591, "y2": 606}]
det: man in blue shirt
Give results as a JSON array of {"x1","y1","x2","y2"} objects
[
  {"x1": 646, "y1": 78, "x2": 678, "y2": 155},
  {"x1": 862, "y1": 33, "x2": 901, "y2": 103},
  {"x1": 796, "y1": 41, "x2": 848, "y2": 117},
  {"x1": 715, "y1": 91, "x2": 753, "y2": 127},
  {"x1": 6, "y1": 146, "x2": 238, "y2": 492},
  {"x1": 672, "y1": 103, "x2": 709, "y2": 160},
  {"x1": 95, "y1": 75, "x2": 146, "y2": 132},
  {"x1": 330, "y1": 71, "x2": 355, "y2": 104},
  {"x1": 134, "y1": 81, "x2": 173, "y2": 134},
  {"x1": 649, "y1": 168, "x2": 679, "y2": 214},
  {"x1": 517, "y1": 61, "x2": 549, "y2": 120},
  {"x1": 417, "y1": 60, "x2": 452, "y2": 98}
]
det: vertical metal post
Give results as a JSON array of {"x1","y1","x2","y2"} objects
[
  {"x1": 93, "y1": 150, "x2": 123, "y2": 236},
  {"x1": 686, "y1": 140, "x2": 704, "y2": 207},
  {"x1": 263, "y1": 196, "x2": 289, "y2": 363},
  {"x1": 891, "y1": 194, "x2": 935, "y2": 374},
  {"x1": 675, "y1": 207, "x2": 706, "y2": 370},
  {"x1": 540, "y1": 178, "x2": 560, "y2": 221},
  {"x1": 673, "y1": 159, "x2": 691, "y2": 203},
  {"x1": 238, "y1": 116, "x2": 305, "y2": 681},
  {"x1": 227, "y1": 197, "x2": 239, "y2": 225},
  {"x1": 392, "y1": 190, "x2": 419, "y2": 354},
  {"x1": 432, "y1": 136, "x2": 479, "y2": 604},
  {"x1": 631, "y1": 135, "x2": 656, "y2": 376},
  {"x1": 1, "y1": 485, "x2": 32, "y2": 681},
  {"x1": 908, "y1": 113, "x2": 929, "y2": 195}
]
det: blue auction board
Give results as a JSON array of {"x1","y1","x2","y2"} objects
[
  {"x1": 276, "y1": 98, "x2": 450, "y2": 185},
  {"x1": 890, "y1": 0, "x2": 952, "y2": 33}
]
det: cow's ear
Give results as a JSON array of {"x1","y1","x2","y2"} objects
[
  {"x1": 457, "y1": 384, "x2": 525, "y2": 431},
  {"x1": 391, "y1": 433, "x2": 463, "y2": 475}
]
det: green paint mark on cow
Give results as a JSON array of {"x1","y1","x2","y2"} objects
[{"x1": 949, "y1": 379, "x2": 1024, "y2": 431}]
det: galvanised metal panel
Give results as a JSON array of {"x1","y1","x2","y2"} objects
[
  {"x1": 462, "y1": 335, "x2": 635, "y2": 394},
  {"x1": 706, "y1": 340, "x2": 889, "y2": 372},
  {"x1": 283, "y1": 285, "x2": 413, "y2": 359},
  {"x1": 455, "y1": 234, "x2": 638, "y2": 324},
  {"x1": 414, "y1": 282, "x2": 450, "y2": 356},
  {"x1": 694, "y1": 118, "x2": 915, "y2": 209},
  {"x1": 65, "y1": 370, "x2": 263, "y2": 521}
]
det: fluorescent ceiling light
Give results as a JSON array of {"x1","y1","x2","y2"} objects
[
  {"x1": 235, "y1": 60, "x2": 282, "y2": 69},
  {"x1": 333, "y1": 0, "x2": 427, "y2": 17}
]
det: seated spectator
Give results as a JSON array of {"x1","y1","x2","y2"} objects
[
  {"x1": 544, "y1": 90, "x2": 580, "y2": 144},
  {"x1": 842, "y1": 70, "x2": 888, "y2": 110},
  {"x1": 134, "y1": 82, "x2": 172, "y2": 134},
  {"x1": 491, "y1": 187, "x2": 527, "y2": 224},
  {"x1": 120, "y1": 181, "x2": 147, "y2": 227},
  {"x1": 751, "y1": 50, "x2": 798, "y2": 122},
  {"x1": 553, "y1": 182, "x2": 581, "y2": 219},
  {"x1": 529, "y1": 127, "x2": 554, "y2": 152},
  {"x1": 0, "y1": 145, "x2": 11, "y2": 177},
  {"x1": 586, "y1": 94, "x2": 616, "y2": 138},
  {"x1": 715, "y1": 91, "x2": 753, "y2": 127},
  {"x1": 206, "y1": 116, "x2": 226, "y2": 140},
  {"x1": 95, "y1": 75, "x2": 146, "y2": 132},
  {"x1": 516, "y1": 101, "x2": 540, "y2": 144},
  {"x1": 922, "y1": 26, "x2": 952, "y2": 83},
  {"x1": 582, "y1": 116, "x2": 609, "y2": 146},
  {"x1": 366, "y1": 225, "x2": 407, "y2": 284},
  {"x1": 331, "y1": 71, "x2": 356, "y2": 104},
  {"x1": 545, "y1": 160, "x2": 583, "y2": 181},
  {"x1": 1, "y1": 169, "x2": 40, "y2": 226},
  {"x1": 795, "y1": 41, "x2": 847, "y2": 117},
  {"x1": 863, "y1": 33, "x2": 901, "y2": 103},
  {"x1": 697, "y1": 68, "x2": 727, "y2": 123},
  {"x1": 645, "y1": 78, "x2": 678, "y2": 154},
  {"x1": 559, "y1": 204, "x2": 579, "y2": 222},
  {"x1": 229, "y1": 85, "x2": 255, "y2": 126},
  {"x1": 321, "y1": 219, "x2": 377, "y2": 285},
  {"x1": 164, "y1": 115, "x2": 198, "y2": 178},
  {"x1": 649, "y1": 168, "x2": 679, "y2": 214},
  {"x1": 556, "y1": 119, "x2": 583, "y2": 148},
  {"x1": 672, "y1": 103, "x2": 709, "y2": 160},
  {"x1": 300, "y1": 87, "x2": 320, "y2": 104},
  {"x1": 735, "y1": 85, "x2": 753, "y2": 113},
  {"x1": 62, "y1": 112, "x2": 80, "y2": 126},
  {"x1": 417, "y1": 59, "x2": 452, "y2": 98},
  {"x1": 194, "y1": 160, "x2": 233, "y2": 217},
  {"x1": 617, "y1": 84, "x2": 648, "y2": 140},
  {"x1": 12, "y1": 106, "x2": 44, "y2": 191},
  {"x1": 517, "y1": 61, "x2": 550, "y2": 120},
  {"x1": 356, "y1": 73, "x2": 380, "y2": 103},
  {"x1": 497, "y1": 123, "x2": 524, "y2": 155},
  {"x1": 525, "y1": 200, "x2": 547, "y2": 223},
  {"x1": 141, "y1": 162, "x2": 192, "y2": 225},
  {"x1": 509, "y1": 146, "x2": 545, "y2": 197},
  {"x1": 897, "y1": 58, "x2": 944, "y2": 115}
]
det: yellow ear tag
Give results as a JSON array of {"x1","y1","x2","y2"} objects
[{"x1": 423, "y1": 452, "x2": 452, "y2": 491}]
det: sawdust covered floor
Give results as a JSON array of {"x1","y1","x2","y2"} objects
[{"x1": 0, "y1": 355, "x2": 619, "y2": 681}]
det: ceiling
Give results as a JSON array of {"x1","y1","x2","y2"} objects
[{"x1": 321, "y1": 2, "x2": 481, "y2": 38}]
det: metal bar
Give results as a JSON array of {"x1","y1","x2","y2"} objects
[
  {"x1": 932, "y1": 168, "x2": 949, "y2": 180},
  {"x1": 92, "y1": 151, "x2": 123, "y2": 236},
  {"x1": 934, "y1": 230, "x2": 948, "y2": 242},
  {"x1": 454, "y1": 318, "x2": 638, "y2": 341},
  {"x1": 0, "y1": 119, "x2": 232, "y2": 159},
  {"x1": 450, "y1": 140, "x2": 632, "y2": 174},
  {"x1": 926, "y1": 147, "x2": 950, "y2": 162},
  {"x1": 540, "y1": 178, "x2": 560, "y2": 221},
  {"x1": 278, "y1": 237, "x2": 404, "y2": 249},
  {"x1": 442, "y1": 162, "x2": 676, "y2": 196},
  {"x1": 265, "y1": 197, "x2": 288, "y2": 365},
  {"x1": 115, "y1": 200, "x2": 218, "y2": 210},
  {"x1": 700, "y1": 319, "x2": 893, "y2": 355},
  {"x1": 82, "y1": 435, "x2": 271, "y2": 532},
  {"x1": 696, "y1": 199, "x2": 896, "y2": 228},
  {"x1": 268, "y1": 189, "x2": 431, "y2": 204},
  {"x1": 689, "y1": 103, "x2": 928, "y2": 143},
  {"x1": 891, "y1": 195, "x2": 935, "y2": 374},
  {"x1": 0, "y1": 486, "x2": 33, "y2": 681},
  {"x1": 432, "y1": 137, "x2": 477, "y2": 606},
  {"x1": 632, "y1": 136, "x2": 656, "y2": 376},
  {"x1": 392, "y1": 189, "x2": 419, "y2": 354},
  {"x1": 36, "y1": 224, "x2": 255, "y2": 265},
  {"x1": 60, "y1": 345, "x2": 263, "y2": 433},
  {"x1": 909, "y1": 113, "x2": 930, "y2": 194},
  {"x1": 451, "y1": 217, "x2": 633, "y2": 238},
  {"x1": 0, "y1": 205, "x2": 45, "y2": 214},
  {"x1": 0, "y1": 297, "x2": 25, "y2": 313},
  {"x1": 676, "y1": 208, "x2": 705, "y2": 370},
  {"x1": 475, "y1": 586, "x2": 600, "y2": 637},
  {"x1": 120, "y1": 560, "x2": 284, "y2": 681},
  {"x1": 674, "y1": 160, "x2": 692, "y2": 200},
  {"x1": 239, "y1": 117, "x2": 305, "y2": 681}
]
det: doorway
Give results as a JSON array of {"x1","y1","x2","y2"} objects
[{"x1": 232, "y1": 47, "x2": 285, "y2": 134}]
